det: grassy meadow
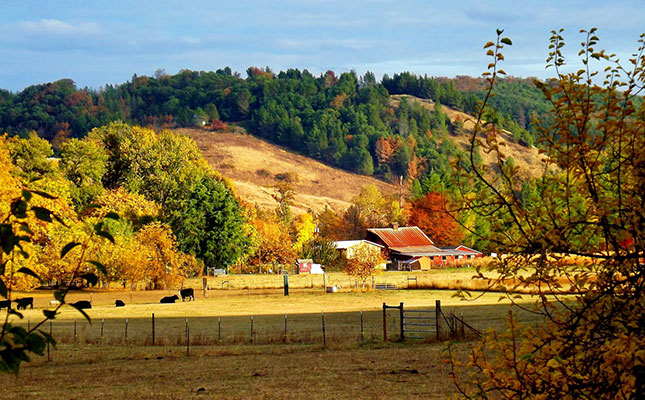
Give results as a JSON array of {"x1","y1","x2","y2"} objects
[{"x1": 2, "y1": 269, "x2": 553, "y2": 398}]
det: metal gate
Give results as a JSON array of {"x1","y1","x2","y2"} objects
[
  {"x1": 402, "y1": 308, "x2": 436, "y2": 340},
  {"x1": 382, "y1": 300, "x2": 442, "y2": 341}
]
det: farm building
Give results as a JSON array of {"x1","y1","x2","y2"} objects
[
  {"x1": 296, "y1": 259, "x2": 324, "y2": 274},
  {"x1": 335, "y1": 240, "x2": 384, "y2": 259},
  {"x1": 366, "y1": 226, "x2": 482, "y2": 270},
  {"x1": 334, "y1": 240, "x2": 387, "y2": 269}
]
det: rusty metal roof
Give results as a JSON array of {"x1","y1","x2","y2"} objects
[{"x1": 367, "y1": 226, "x2": 435, "y2": 248}]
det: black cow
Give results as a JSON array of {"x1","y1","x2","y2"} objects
[
  {"x1": 178, "y1": 288, "x2": 195, "y2": 302},
  {"x1": 72, "y1": 300, "x2": 92, "y2": 309},
  {"x1": 0, "y1": 300, "x2": 11, "y2": 310},
  {"x1": 115, "y1": 299, "x2": 125, "y2": 307},
  {"x1": 15, "y1": 297, "x2": 34, "y2": 310},
  {"x1": 160, "y1": 294, "x2": 179, "y2": 304}
]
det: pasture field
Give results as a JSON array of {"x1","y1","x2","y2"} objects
[{"x1": 2, "y1": 270, "x2": 556, "y2": 398}]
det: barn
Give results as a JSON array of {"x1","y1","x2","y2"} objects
[{"x1": 365, "y1": 226, "x2": 482, "y2": 270}]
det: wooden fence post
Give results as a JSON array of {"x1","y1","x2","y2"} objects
[
  {"x1": 185, "y1": 318, "x2": 189, "y2": 356},
  {"x1": 125, "y1": 318, "x2": 128, "y2": 340},
  {"x1": 323, "y1": 273, "x2": 326, "y2": 293},
  {"x1": 284, "y1": 314, "x2": 288, "y2": 340},
  {"x1": 151, "y1": 313, "x2": 155, "y2": 345},
  {"x1": 218, "y1": 317, "x2": 221, "y2": 342},
  {"x1": 382, "y1": 303, "x2": 387, "y2": 341},
  {"x1": 399, "y1": 302, "x2": 404, "y2": 342},
  {"x1": 74, "y1": 318, "x2": 77, "y2": 345},
  {"x1": 360, "y1": 310, "x2": 364, "y2": 342},
  {"x1": 250, "y1": 316, "x2": 254, "y2": 342},
  {"x1": 321, "y1": 312, "x2": 326, "y2": 348},
  {"x1": 100, "y1": 318, "x2": 104, "y2": 340},
  {"x1": 47, "y1": 320, "x2": 52, "y2": 361},
  {"x1": 435, "y1": 300, "x2": 441, "y2": 341},
  {"x1": 460, "y1": 312, "x2": 465, "y2": 339},
  {"x1": 283, "y1": 274, "x2": 289, "y2": 296}
]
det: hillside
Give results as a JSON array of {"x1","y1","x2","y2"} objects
[
  {"x1": 178, "y1": 128, "x2": 398, "y2": 215},
  {"x1": 390, "y1": 94, "x2": 545, "y2": 180}
]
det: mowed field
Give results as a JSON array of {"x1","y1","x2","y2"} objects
[{"x1": 1, "y1": 271, "x2": 552, "y2": 399}]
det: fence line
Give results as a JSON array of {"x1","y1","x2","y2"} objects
[{"x1": 24, "y1": 304, "x2": 483, "y2": 356}]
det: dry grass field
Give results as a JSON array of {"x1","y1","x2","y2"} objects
[
  {"x1": 178, "y1": 128, "x2": 398, "y2": 215},
  {"x1": 1, "y1": 270, "x2": 556, "y2": 398}
]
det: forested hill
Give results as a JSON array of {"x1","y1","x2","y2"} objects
[{"x1": 0, "y1": 68, "x2": 551, "y2": 192}]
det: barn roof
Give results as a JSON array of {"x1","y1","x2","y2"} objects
[
  {"x1": 441, "y1": 246, "x2": 482, "y2": 255},
  {"x1": 367, "y1": 226, "x2": 435, "y2": 248}
]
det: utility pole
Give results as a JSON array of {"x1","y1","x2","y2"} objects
[{"x1": 399, "y1": 175, "x2": 403, "y2": 208}]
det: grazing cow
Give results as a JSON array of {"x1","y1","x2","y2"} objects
[
  {"x1": 178, "y1": 288, "x2": 195, "y2": 302},
  {"x1": 72, "y1": 300, "x2": 92, "y2": 309},
  {"x1": 0, "y1": 300, "x2": 11, "y2": 310},
  {"x1": 115, "y1": 299, "x2": 125, "y2": 307},
  {"x1": 160, "y1": 294, "x2": 179, "y2": 304},
  {"x1": 15, "y1": 297, "x2": 34, "y2": 310}
]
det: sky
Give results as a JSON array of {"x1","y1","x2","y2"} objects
[{"x1": 1, "y1": 0, "x2": 643, "y2": 92}]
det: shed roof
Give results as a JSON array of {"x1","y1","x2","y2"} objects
[
  {"x1": 367, "y1": 226, "x2": 435, "y2": 248},
  {"x1": 335, "y1": 240, "x2": 383, "y2": 250}
]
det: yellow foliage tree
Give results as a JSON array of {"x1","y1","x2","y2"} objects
[
  {"x1": 134, "y1": 222, "x2": 199, "y2": 289},
  {"x1": 450, "y1": 29, "x2": 645, "y2": 399},
  {"x1": 292, "y1": 212, "x2": 316, "y2": 256},
  {"x1": 343, "y1": 245, "x2": 385, "y2": 290}
]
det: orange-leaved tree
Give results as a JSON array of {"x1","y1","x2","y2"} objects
[
  {"x1": 408, "y1": 192, "x2": 464, "y2": 246},
  {"x1": 449, "y1": 28, "x2": 645, "y2": 399}
]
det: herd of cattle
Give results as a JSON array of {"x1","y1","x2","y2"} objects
[{"x1": 0, "y1": 288, "x2": 196, "y2": 311}]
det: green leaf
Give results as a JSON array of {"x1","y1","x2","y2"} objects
[
  {"x1": 501, "y1": 37, "x2": 513, "y2": 45},
  {"x1": 88, "y1": 260, "x2": 107, "y2": 275},
  {"x1": 21, "y1": 189, "x2": 32, "y2": 202},
  {"x1": 30, "y1": 190, "x2": 56, "y2": 199},
  {"x1": 43, "y1": 310, "x2": 57, "y2": 319},
  {"x1": 104, "y1": 212, "x2": 120, "y2": 220},
  {"x1": 32, "y1": 207, "x2": 53, "y2": 223},
  {"x1": 496, "y1": 28, "x2": 504, "y2": 35},
  {"x1": 18, "y1": 223, "x2": 33, "y2": 235},
  {"x1": 0, "y1": 277, "x2": 6, "y2": 298},
  {"x1": 38, "y1": 329, "x2": 57, "y2": 347},
  {"x1": 81, "y1": 273, "x2": 98, "y2": 287},
  {"x1": 69, "y1": 303, "x2": 92, "y2": 324},
  {"x1": 11, "y1": 199, "x2": 28, "y2": 218},
  {"x1": 60, "y1": 242, "x2": 81, "y2": 259},
  {"x1": 17, "y1": 267, "x2": 40, "y2": 281},
  {"x1": 54, "y1": 290, "x2": 65, "y2": 303},
  {"x1": 96, "y1": 230, "x2": 115, "y2": 244}
]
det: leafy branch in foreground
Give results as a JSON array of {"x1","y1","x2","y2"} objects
[
  {"x1": 449, "y1": 28, "x2": 644, "y2": 399},
  {"x1": 0, "y1": 188, "x2": 117, "y2": 374}
]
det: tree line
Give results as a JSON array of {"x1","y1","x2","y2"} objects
[{"x1": 0, "y1": 68, "x2": 553, "y2": 198}]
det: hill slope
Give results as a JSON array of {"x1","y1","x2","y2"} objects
[
  {"x1": 391, "y1": 94, "x2": 545, "y2": 180},
  {"x1": 179, "y1": 128, "x2": 398, "y2": 215}
]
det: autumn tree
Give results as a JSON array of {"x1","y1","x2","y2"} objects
[
  {"x1": 344, "y1": 244, "x2": 385, "y2": 289},
  {"x1": 246, "y1": 213, "x2": 295, "y2": 273},
  {"x1": 59, "y1": 138, "x2": 108, "y2": 207},
  {"x1": 450, "y1": 29, "x2": 645, "y2": 399},
  {"x1": 408, "y1": 192, "x2": 464, "y2": 246}
]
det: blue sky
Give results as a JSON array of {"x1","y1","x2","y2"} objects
[{"x1": 1, "y1": 0, "x2": 643, "y2": 91}]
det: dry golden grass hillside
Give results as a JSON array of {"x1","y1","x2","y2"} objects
[{"x1": 178, "y1": 128, "x2": 398, "y2": 215}]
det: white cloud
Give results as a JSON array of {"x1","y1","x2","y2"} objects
[{"x1": 18, "y1": 19, "x2": 100, "y2": 36}]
